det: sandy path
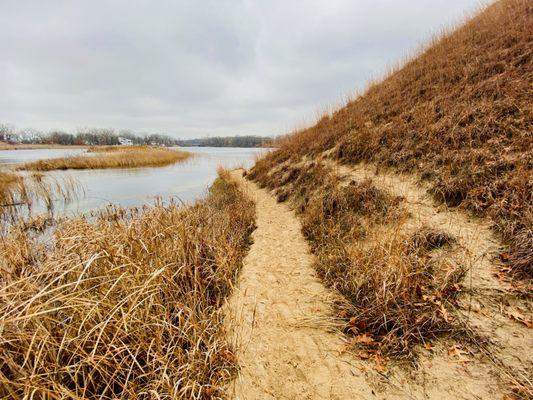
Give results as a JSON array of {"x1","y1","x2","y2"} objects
[
  {"x1": 225, "y1": 167, "x2": 531, "y2": 399},
  {"x1": 225, "y1": 170, "x2": 374, "y2": 400}
]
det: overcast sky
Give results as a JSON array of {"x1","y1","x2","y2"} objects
[{"x1": 0, "y1": 0, "x2": 483, "y2": 138}]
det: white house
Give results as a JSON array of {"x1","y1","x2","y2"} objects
[{"x1": 118, "y1": 137, "x2": 133, "y2": 146}]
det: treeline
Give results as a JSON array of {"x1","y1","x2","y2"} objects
[
  {"x1": 1, "y1": 124, "x2": 274, "y2": 148},
  {"x1": 0, "y1": 125, "x2": 179, "y2": 147},
  {"x1": 178, "y1": 135, "x2": 271, "y2": 148}
]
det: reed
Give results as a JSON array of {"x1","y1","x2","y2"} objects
[{"x1": 0, "y1": 171, "x2": 255, "y2": 399}]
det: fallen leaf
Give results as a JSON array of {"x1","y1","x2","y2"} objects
[
  {"x1": 373, "y1": 354, "x2": 387, "y2": 373},
  {"x1": 448, "y1": 345, "x2": 467, "y2": 359},
  {"x1": 440, "y1": 305, "x2": 449, "y2": 322},
  {"x1": 505, "y1": 308, "x2": 533, "y2": 328},
  {"x1": 499, "y1": 252, "x2": 510, "y2": 262},
  {"x1": 354, "y1": 333, "x2": 375, "y2": 345},
  {"x1": 357, "y1": 350, "x2": 371, "y2": 359}
]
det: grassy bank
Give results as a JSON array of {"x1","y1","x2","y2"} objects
[
  {"x1": 258, "y1": 0, "x2": 532, "y2": 280},
  {"x1": 19, "y1": 146, "x2": 191, "y2": 171},
  {"x1": 0, "y1": 171, "x2": 255, "y2": 398}
]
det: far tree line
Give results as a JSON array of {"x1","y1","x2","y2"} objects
[{"x1": 0, "y1": 124, "x2": 272, "y2": 148}]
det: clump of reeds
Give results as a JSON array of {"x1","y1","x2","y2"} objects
[
  {"x1": 19, "y1": 146, "x2": 191, "y2": 171},
  {"x1": 0, "y1": 172, "x2": 255, "y2": 399},
  {"x1": 327, "y1": 226, "x2": 466, "y2": 358},
  {"x1": 0, "y1": 171, "x2": 78, "y2": 225},
  {"x1": 0, "y1": 171, "x2": 23, "y2": 207}
]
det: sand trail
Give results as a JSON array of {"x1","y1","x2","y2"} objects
[
  {"x1": 225, "y1": 170, "x2": 373, "y2": 399},
  {"x1": 225, "y1": 167, "x2": 531, "y2": 399}
]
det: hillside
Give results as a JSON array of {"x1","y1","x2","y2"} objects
[
  {"x1": 252, "y1": 0, "x2": 532, "y2": 280},
  {"x1": 247, "y1": 0, "x2": 531, "y2": 397}
]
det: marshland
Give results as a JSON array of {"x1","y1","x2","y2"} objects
[{"x1": 1, "y1": 0, "x2": 532, "y2": 399}]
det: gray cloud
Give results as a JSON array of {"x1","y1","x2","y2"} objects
[{"x1": 0, "y1": 0, "x2": 482, "y2": 138}]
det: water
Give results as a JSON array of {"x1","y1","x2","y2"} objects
[
  {"x1": 0, "y1": 148, "x2": 88, "y2": 165},
  {"x1": 0, "y1": 147, "x2": 268, "y2": 215}
]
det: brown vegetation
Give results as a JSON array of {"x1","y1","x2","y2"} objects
[
  {"x1": 0, "y1": 171, "x2": 78, "y2": 224},
  {"x1": 254, "y1": 0, "x2": 532, "y2": 280},
  {"x1": 0, "y1": 171, "x2": 255, "y2": 398},
  {"x1": 247, "y1": 0, "x2": 531, "y2": 369},
  {"x1": 19, "y1": 146, "x2": 191, "y2": 171},
  {"x1": 0, "y1": 172, "x2": 22, "y2": 203}
]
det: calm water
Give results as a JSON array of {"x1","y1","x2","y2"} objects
[{"x1": 0, "y1": 147, "x2": 268, "y2": 215}]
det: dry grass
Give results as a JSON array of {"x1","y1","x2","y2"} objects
[
  {"x1": 19, "y1": 146, "x2": 191, "y2": 171},
  {"x1": 0, "y1": 171, "x2": 255, "y2": 399},
  {"x1": 87, "y1": 145, "x2": 156, "y2": 153},
  {"x1": 0, "y1": 171, "x2": 78, "y2": 225},
  {"x1": 0, "y1": 172, "x2": 22, "y2": 203},
  {"x1": 252, "y1": 0, "x2": 532, "y2": 280}
]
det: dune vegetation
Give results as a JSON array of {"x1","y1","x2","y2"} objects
[
  {"x1": 19, "y1": 146, "x2": 191, "y2": 171},
  {"x1": 248, "y1": 0, "x2": 531, "y2": 362},
  {"x1": 257, "y1": 0, "x2": 531, "y2": 280},
  {"x1": 0, "y1": 170, "x2": 255, "y2": 398}
]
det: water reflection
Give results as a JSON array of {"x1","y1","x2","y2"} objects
[{"x1": 0, "y1": 147, "x2": 269, "y2": 215}]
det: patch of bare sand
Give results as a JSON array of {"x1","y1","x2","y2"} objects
[{"x1": 225, "y1": 169, "x2": 526, "y2": 400}]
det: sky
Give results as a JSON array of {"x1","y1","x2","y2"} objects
[{"x1": 0, "y1": 0, "x2": 484, "y2": 139}]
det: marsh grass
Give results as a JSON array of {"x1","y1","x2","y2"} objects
[
  {"x1": 0, "y1": 171, "x2": 255, "y2": 399},
  {"x1": 0, "y1": 171, "x2": 79, "y2": 225},
  {"x1": 19, "y1": 146, "x2": 191, "y2": 171}
]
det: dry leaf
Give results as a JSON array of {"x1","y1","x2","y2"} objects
[
  {"x1": 440, "y1": 305, "x2": 449, "y2": 322},
  {"x1": 447, "y1": 345, "x2": 467, "y2": 359},
  {"x1": 373, "y1": 354, "x2": 387, "y2": 373},
  {"x1": 354, "y1": 333, "x2": 375, "y2": 345},
  {"x1": 357, "y1": 350, "x2": 371, "y2": 359},
  {"x1": 505, "y1": 307, "x2": 533, "y2": 328}
]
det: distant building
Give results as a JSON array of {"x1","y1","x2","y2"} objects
[{"x1": 118, "y1": 137, "x2": 133, "y2": 146}]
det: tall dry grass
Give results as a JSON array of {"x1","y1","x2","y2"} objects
[
  {"x1": 0, "y1": 171, "x2": 78, "y2": 225},
  {"x1": 19, "y1": 146, "x2": 191, "y2": 171},
  {"x1": 0, "y1": 172, "x2": 255, "y2": 399},
  {"x1": 0, "y1": 172, "x2": 22, "y2": 205},
  {"x1": 252, "y1": 0, "x2": 532, "y2": 279}
]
